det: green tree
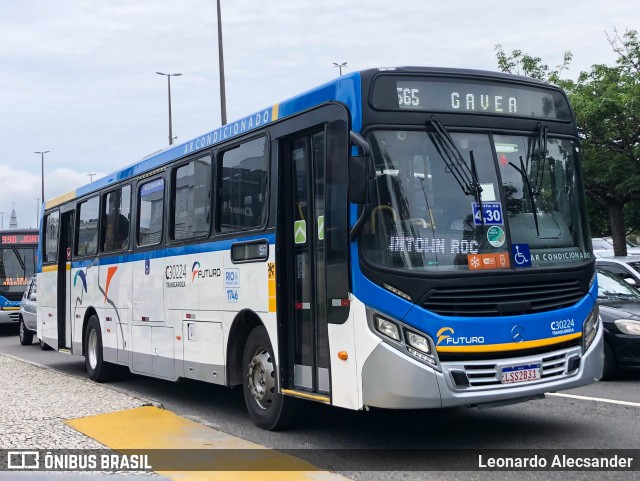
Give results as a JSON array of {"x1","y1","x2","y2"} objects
[{"x1": 495, "y1": 29, "x2": 640, "y2": 256}]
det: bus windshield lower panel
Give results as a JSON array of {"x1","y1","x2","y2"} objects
[
  {"x1": 361, "y1": 130, "x2": 590, "y2": 272},
  {"x1": 0, "y1": 247, "x2": 35, "y2": 293}
]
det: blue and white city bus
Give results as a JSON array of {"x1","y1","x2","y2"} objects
[{"x1": 37, "y1": 67, "x2": 602, "y2": 430}]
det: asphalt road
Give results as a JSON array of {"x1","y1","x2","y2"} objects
[{"x1": 1, "y1": 324, "x2": 638, "y2": 481}]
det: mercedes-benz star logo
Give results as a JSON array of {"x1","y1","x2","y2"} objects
[{"x1": 511, "y1": 325, "x2": 525, "y2": 343}]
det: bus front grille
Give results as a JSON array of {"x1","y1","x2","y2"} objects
[
  {"x1": 423, "y1": 280, "x2": 585, "y2": 317},
  {"x1": 445, "y1": 348, "x2": 577, "y2": 390}
]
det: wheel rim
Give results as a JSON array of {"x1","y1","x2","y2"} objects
[
  {"x1": 87, "y1": 329, "x2": 98, "y2": 369},
  {"x1": 247, "y1": 347, "x2": 275, "y2": 410},
  {"x1": 19, "y1": 321, "x2": 24, "y2": 342}
]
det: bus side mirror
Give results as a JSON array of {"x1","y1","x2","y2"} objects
[{"x1": 349, "y1": 155, "x2": 372, "y2": 205}]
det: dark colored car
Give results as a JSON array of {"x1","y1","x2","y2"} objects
[{"x1": 596, "y1": 269, "x2": 640, "y2": 379}]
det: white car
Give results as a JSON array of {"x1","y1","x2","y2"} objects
[
  {"x1": 592, "y1": 237, "x2": 640, "y2": 257},
  {"x1": 19, "y1": 276, "x2": 37, "y2": 345}
]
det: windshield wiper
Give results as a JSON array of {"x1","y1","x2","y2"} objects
[
  {"x1": 11, "y1": 246, "x2": 26, "y2": 273},
  {"x1": 601, "y1": 291, "x2": 636, "y2": 299},
  {"x1": 426, "y1": 117, "x2": 483, "y2": 211},
  {"x1": 508, "y1": 156, "x2": 541, "y2": 236}
]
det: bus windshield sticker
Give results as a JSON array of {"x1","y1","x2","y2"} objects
[
  {"x1": 486, "y1": 226, "x2": 506, "y2": 247},
  {"x1": 512, "y1": 243, "x2": 532, "y2": 267},
  {"x1": 472, "y1": 202, "x2": 503, "y2": 225},
  {"x1": 468, "y1": 252, "x2": 510, "y2": 270},
  {"x1": 495, "y1": 143, "x2": 519, "y2": 153},
  {"x1": 480, "y1": 183, "x2": 496, "y2": 202}
]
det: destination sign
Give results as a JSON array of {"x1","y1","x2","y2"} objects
[
  {"x1": 371, "y1": 76, "x2": 572, "y2": 120},
  {"x1": 0, "y1": 233, "x2": 39, "y2": 246}
]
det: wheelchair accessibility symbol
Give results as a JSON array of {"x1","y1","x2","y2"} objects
[{"x1": 511, "y1": 244, "x2": 532, "y2": 267}]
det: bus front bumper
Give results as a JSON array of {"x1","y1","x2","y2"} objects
[
  {"x1": 0, "y1": 309, "x2": 20, "y2": 325},
  {"x1": 361, "y1": 324, "x2": 603, "y2": 409}
]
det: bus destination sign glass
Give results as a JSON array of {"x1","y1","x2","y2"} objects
[
  {"x1": 0, "y1": 233, "x2": 39, "y2": 246},
  {"x1": 371, "y1": 76, "x2": 572, "y2": 120}
]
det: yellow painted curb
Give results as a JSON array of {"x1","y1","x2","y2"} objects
[{"x1": 66, "y1": 406, "x2": 351, "y2": 481}]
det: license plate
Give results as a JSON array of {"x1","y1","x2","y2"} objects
[{"x1": 501, "y1": 364, "x2": 541, "y2": 384}]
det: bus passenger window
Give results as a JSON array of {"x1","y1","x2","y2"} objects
[
  {"x1": 44, "y1": 211, "x2": 60, "y2": 263},
  {"x1": 76, "y1": 196, "x2": 99, "y2": 257},
  {"x1": 101, "y1": 185, "x2": 131, "y2": 252},
  {"x1": 172, "y1": 156, "x2": 211, "y2": 240},
  {"x1": 138, "y1": 178, "x2": 165, "y2": 246},
  {"x1": 218, "y1": 137, "x2": 269, "y2": 232}
]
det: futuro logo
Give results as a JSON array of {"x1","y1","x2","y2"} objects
[{"x1": 436, "y1": 327, "x2": 455, "y2": 345}]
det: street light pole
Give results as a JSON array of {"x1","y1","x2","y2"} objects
[
  {"x1": 217, "y1": 0, "x2": 227, "y2": 125},
  {"x1": 0, "y1": 212, "x2": 4, "y2": 230},
  {"x1": 35, "y1": 198, "x2": 40, "y2": 229},
  {"x1": 88, "y1": 173, "x2": 96, "y2": 182},
  {"x1": 156, "y1": 72, "x2": 182, "y2": 145},
  {"x1": 333, "y1": 62, "x2": 347, "y2": 76},
  {"x1": 34, "y1": 151, "x2": 50, "y2": 201}
]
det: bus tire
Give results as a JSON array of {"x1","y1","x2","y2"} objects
[
  {"x1": 242, "y1": 326, "x2": 297, "y2": 431},
  {"x1": 19, "y1": 318, "x2": 33, "y2": 346},
  {"x1": 40, "y1": 339, "x2": 52, "y2": 351},
  {"x1": 84, "y1": 316, "x2": 116, "y2": 382},
  {"x1": 601, "y1": 341, "x2": 618, "y2": 381}
]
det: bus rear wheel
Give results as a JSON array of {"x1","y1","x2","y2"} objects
[
  {"x1": 84, "y1": 316, "x2": 116, "y2": 382},
  {"x1": 242, "y1": 326, "x2": 297, "y2": 431}
]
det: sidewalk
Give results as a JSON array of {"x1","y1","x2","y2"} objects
[
  {"x1": 0, "y1": 355, "x2": 150, "y2": 450},
  {"x1": 0, "y1": 353, "x2": 160, "y2": 479},
  {"x1": 0, "y1": 353, "x2": 352, "y2": 481}
]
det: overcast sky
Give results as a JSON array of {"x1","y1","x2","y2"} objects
[{"x1": 0, "y1": 0, "x2": 637, "y2": 229}]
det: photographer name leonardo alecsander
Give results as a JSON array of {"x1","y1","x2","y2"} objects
[{"x1": 478, "y1": 454, "x2": 634, "y2": 469}]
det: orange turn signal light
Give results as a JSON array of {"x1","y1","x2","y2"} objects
[
  {"x1": 338, "y1": 351, "x2": 348, "y2": 361},
  {"x1": 176, "y1": 336, "x2": 182, "y2": 341}
]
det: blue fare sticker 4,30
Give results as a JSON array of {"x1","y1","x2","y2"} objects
[{"x1": 472, "y1": 202, "x2": 503, "y2": 225}]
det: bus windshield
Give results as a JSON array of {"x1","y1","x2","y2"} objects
[
  {"x1": 0, "y1": 247, "x2": 35, "y2": 293},
  {"x1": 361, "y1": 129, "x2": 590, "y2": 272}
]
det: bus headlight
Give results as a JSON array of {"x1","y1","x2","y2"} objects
[
  {"x1": 369, "y1": 310, "x2": 439, "y2": 368},
  {"x1": 582, "y1": 306, "x2": 599, "y2": 352},
  {"x1": 405, "y1": 329, "x2": 438, "y2": 366},
  {"x1": 374, "y1": 316, "x2": 401, "y2": 341},
  {"x1": 405, "y1": 330, "x2": 431, "y2": 354},
  {"x1": 614, "y1": 319, "x2": 640, "y2": 335}
]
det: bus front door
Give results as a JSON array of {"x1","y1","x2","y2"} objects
[{"x1": 285, "y1": 130, "x2": 331, "y2": 395}]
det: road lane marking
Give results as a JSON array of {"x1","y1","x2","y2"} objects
[
  {"x1": 66, "y1": 405, "x2": 352, "y2": 481},
  {"x1": 548, "y1": 392, "x2": 640, "y2": 408}
]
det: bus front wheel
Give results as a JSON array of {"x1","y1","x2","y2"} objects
[
  {"x1": 84, "y1": 316, "x2": 116, "y2": 382},
  {"x1": 242, "y1": 326, "x2": 297, "y2": 431}
]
